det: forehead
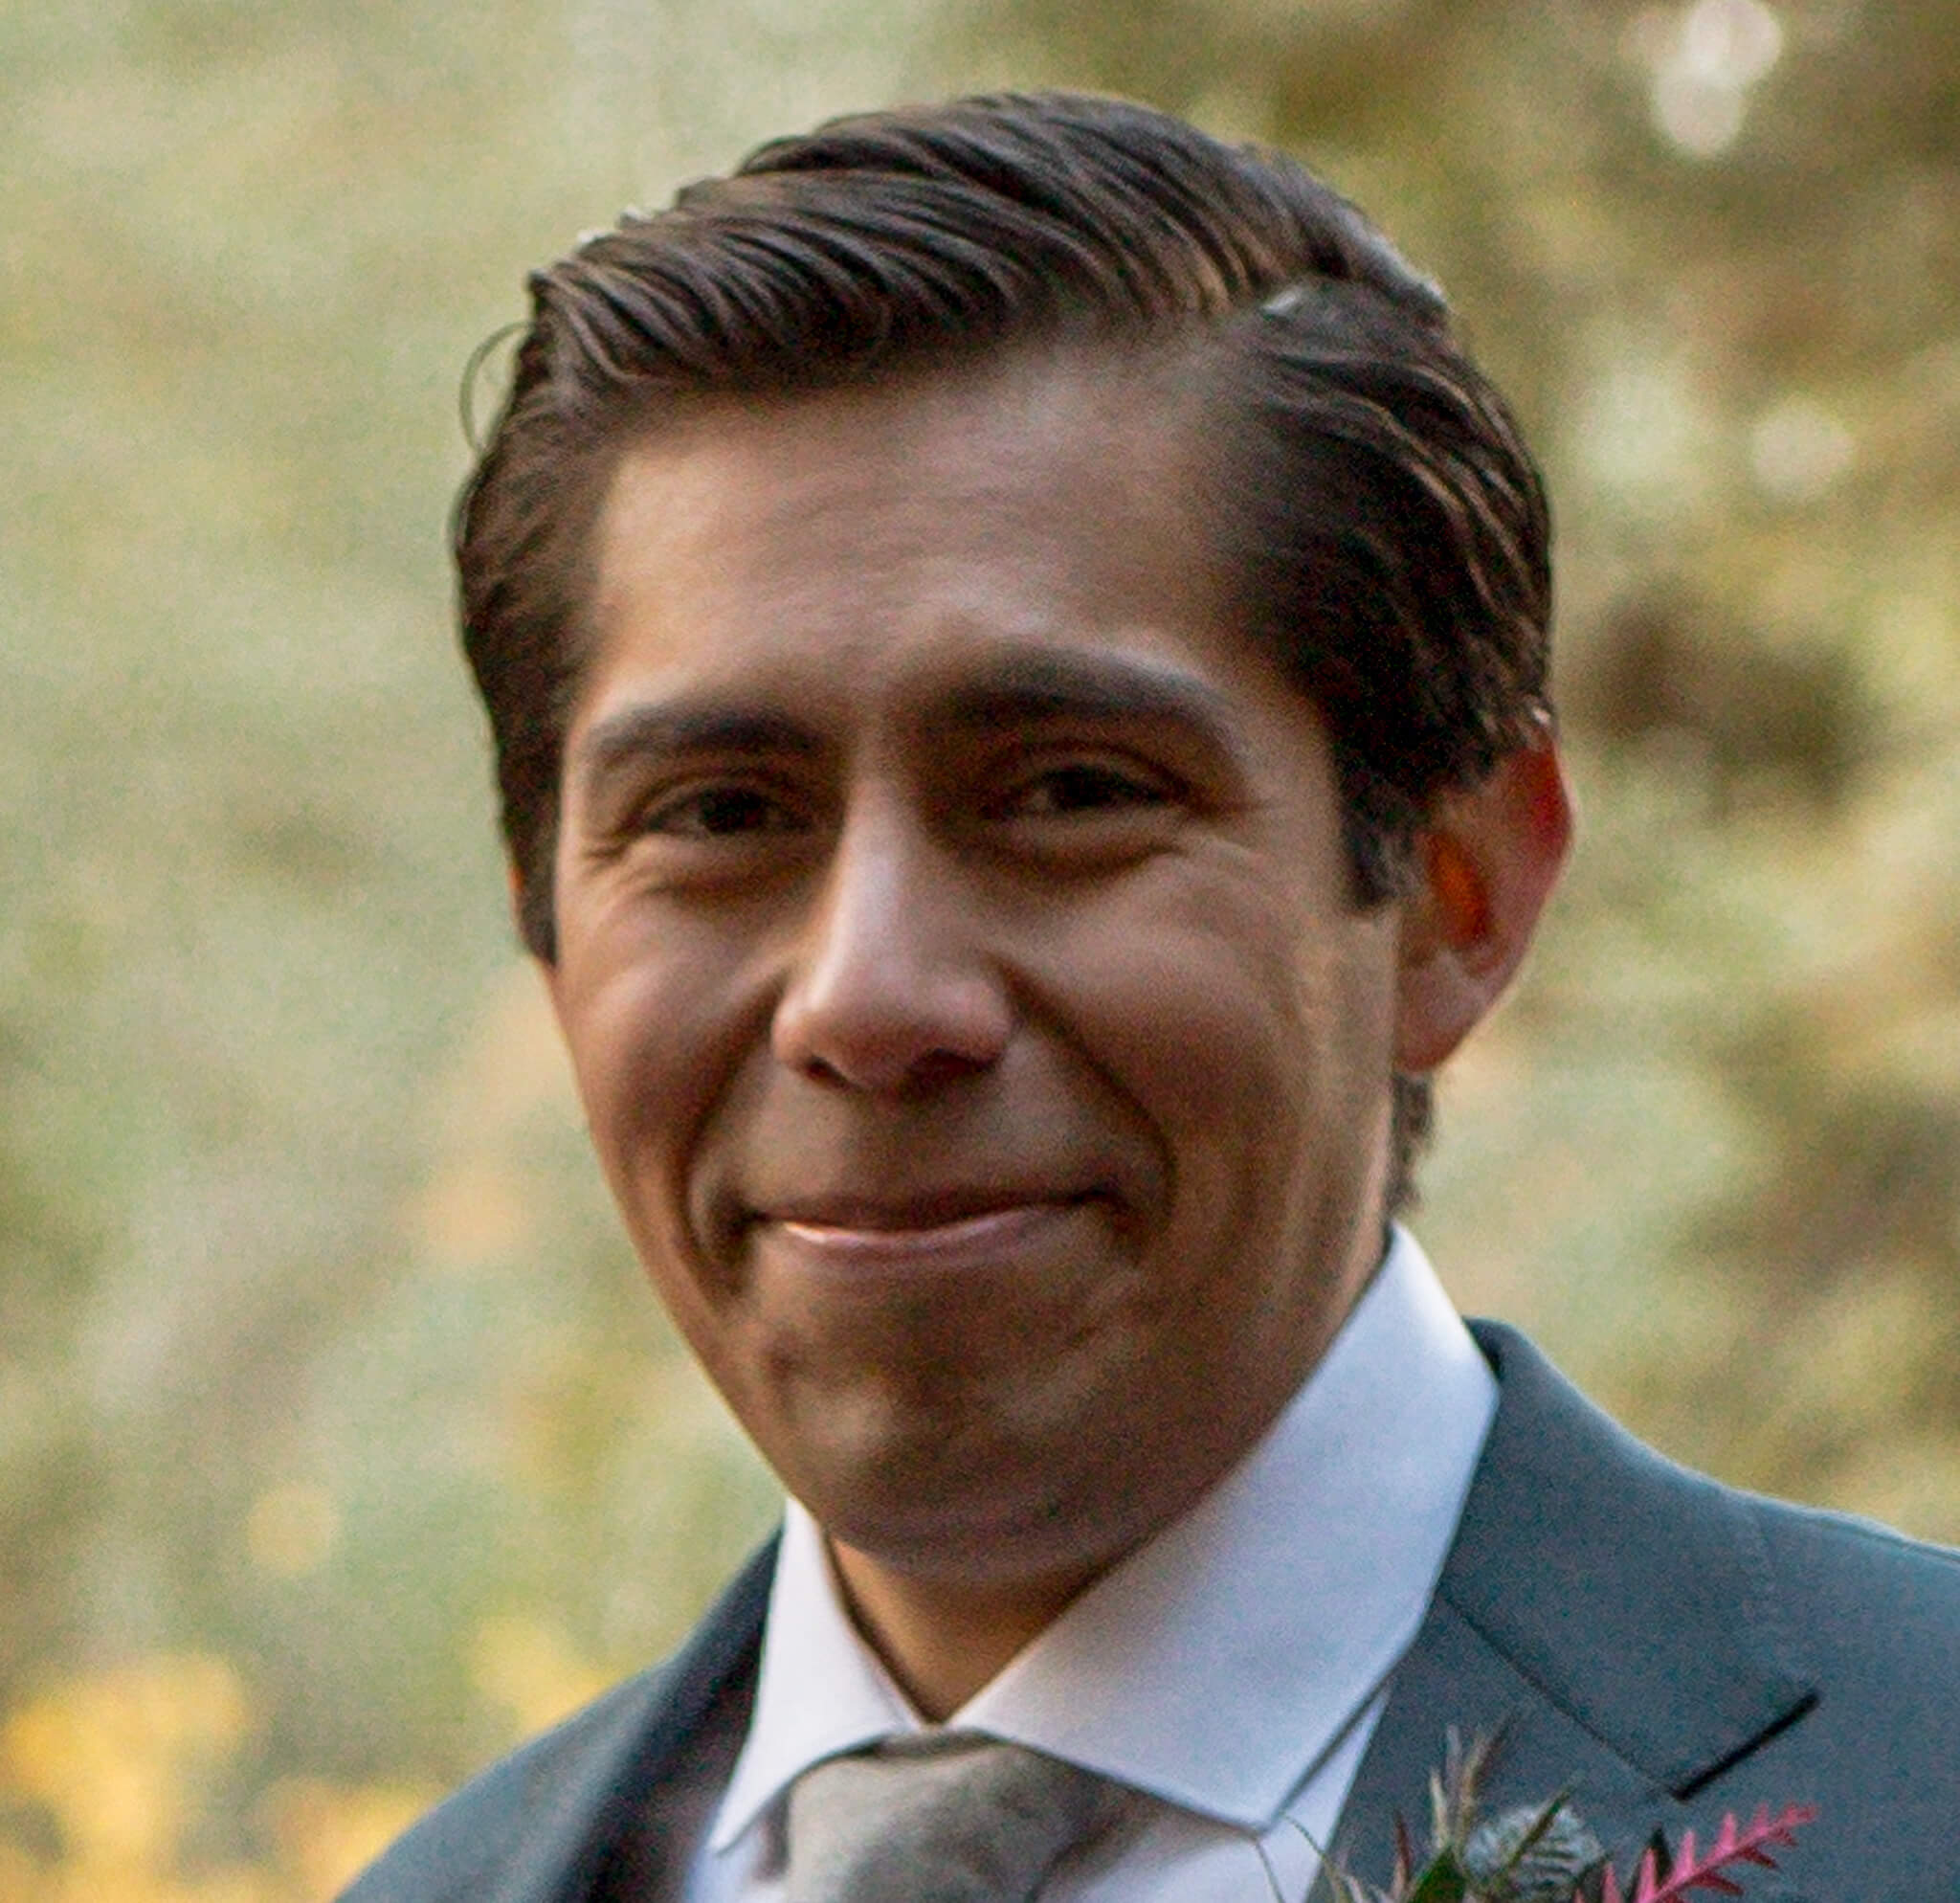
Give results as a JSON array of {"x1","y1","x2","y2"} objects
[{"x1": 573, "y1": 348, "x2": 1295, "y2": 742}]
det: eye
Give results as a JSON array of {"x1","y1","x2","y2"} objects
[
  {"x1": 1004, "y1": 761, "x2": 1173, "y2": 818},
  {"x1": 642, "y1": 781, "x2": 807, "y2": 838}
]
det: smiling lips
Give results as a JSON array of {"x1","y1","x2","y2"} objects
[{"x1": 757, "y1": 1196, "x2": 1094, "y2": 1273}]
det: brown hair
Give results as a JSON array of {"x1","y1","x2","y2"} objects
[{"x1": 454, "y1": 90, "x2": 1554, "y2": 1202}]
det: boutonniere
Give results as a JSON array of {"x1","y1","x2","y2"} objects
[{"x1": 1321, "y1": 1733, "x2": 1815, "y2": 1903}]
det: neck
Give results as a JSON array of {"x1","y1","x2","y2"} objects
[{"x1": 825, "y1": 1539, "x2": 1106, "y2": 1720}]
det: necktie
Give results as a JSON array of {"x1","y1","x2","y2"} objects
[{"x1": 784, "y1": 1734, "x2": 1117, "y2": 1903}]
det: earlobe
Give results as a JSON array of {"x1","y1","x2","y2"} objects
[{"x1": 1393, "y1": 736, "x2": 1572, "y2": 1073}]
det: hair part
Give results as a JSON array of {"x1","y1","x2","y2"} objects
[{"x1": 454, "y1": 91, "x2": 1554, "y2": 1209}]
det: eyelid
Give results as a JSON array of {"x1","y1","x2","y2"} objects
[
  {"x1": 635, "y1": 771, "x2": 814, "y2": 838},
  {"x1": 990, "y1": 748, "x2": 1184, "y2": 814}
]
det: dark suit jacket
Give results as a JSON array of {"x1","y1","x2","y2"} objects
[{"x1": 339, "y1": 1325, "x2": 1960, "y2": 1902}]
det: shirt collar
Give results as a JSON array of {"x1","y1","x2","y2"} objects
[{"x1": 711, "y1": 1225, "x2": 1495, "y2": 1847}]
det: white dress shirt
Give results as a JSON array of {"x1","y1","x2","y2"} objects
[{"x1": 679, "y1": 1227, "x2": 1496, "y2": 1902}]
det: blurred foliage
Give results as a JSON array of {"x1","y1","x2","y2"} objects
[
  {"x1": 4, "y1": 0, "x2": 1957, "y2": 1892},
  {"x1": 0, "y1": 1652, "x2": 434, "y2": 1899}
]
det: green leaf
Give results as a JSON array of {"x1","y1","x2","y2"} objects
[{"x1": 1405, "y1": 1847, "x2": 1474, "y2": 1903}]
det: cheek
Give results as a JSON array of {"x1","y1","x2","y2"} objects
[
  {"x1": 1029, "y1": 870, "x2": 1398, "y2": 1239},
  {"x1": 1055, "y1": 871, "x2": 1387, "y2": 1109},
  {"x1": 552, "y1": 913, "x2": 759, "y2": 1248}
]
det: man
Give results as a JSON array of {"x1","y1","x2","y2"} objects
[{"x1": 345, "y1": 93, "x2": 1960, "y2": 1902}]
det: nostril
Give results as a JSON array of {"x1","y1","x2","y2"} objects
[
  {"x1": 785, "y1": 1031, "x2": 999, "y2": 1098},
  {"x1": 900, "y1": 1047, "x2": 995, "y2": 1094},
  {"x1": 770, "y1": 942, "x2": 1013, "y2": 1096}
]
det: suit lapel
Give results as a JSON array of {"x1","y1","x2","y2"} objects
[{"x1": 1325, "y1": 1325, "x2": 1817, "y2": 1887}]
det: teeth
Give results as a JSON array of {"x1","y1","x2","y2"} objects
[
  {"x1": 783, "y1": 1206, "x2": 1028, "y2": 1240},
  {"x1": 773, "y1": 1198, "x2": 1062, "y2": 1233},
  {"x1": 763, "y1": 1201, "x2": 1072, "y2": 1263}
]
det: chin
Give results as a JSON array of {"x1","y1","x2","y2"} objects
[{"x1": 774, "y1": 1387, "x2": 1124, "y2": 1573}]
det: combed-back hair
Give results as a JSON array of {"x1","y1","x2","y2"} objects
[{"x1": 455, "y1": 90, "x2": 1554, "y2": 1206}]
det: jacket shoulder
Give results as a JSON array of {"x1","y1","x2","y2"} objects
[{"x1": 1745, "y1": 1486, "x2": 1960, "y2": 1675}]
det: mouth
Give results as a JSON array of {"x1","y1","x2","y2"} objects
[{"x1": 746, "y1": 1191, "x2": 1102, "y2": 1274}]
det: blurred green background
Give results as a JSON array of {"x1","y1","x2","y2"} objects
[{"x1": 4, "y1": 0, "x2": 1957, "y2": 1893}]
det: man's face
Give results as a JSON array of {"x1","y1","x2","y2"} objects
[{"x1": 545, "y1": 352, "x2": 1410, "y2": 1592}]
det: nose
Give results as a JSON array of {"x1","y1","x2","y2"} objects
[{"x1": 770, "y1": 793, "x2": 1013, "y2": 1095}]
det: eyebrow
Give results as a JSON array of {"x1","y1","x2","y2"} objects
[
  {"x1": 936, "y1": 650, "x2": 1251, "y2": 756},
  {"x1": 574, "y1": 703, "x2": 822, "y2": 788},
  {"x1": 571, "y1": 647, "x2": 1254, "y2": 786}
]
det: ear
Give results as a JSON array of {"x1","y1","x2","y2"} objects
[{"x1": 1394, "y1": 733, "x2": 1572, "y2": 1073}]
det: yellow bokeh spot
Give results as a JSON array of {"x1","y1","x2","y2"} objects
[
  {"x1": 0, "y1": 1655, "x2": 250, "y2": 1873},
  {"x1": 415, "y1": 1158, "x2": 531, "y2": 1265},
  {"x1": 0, "y1": 1657, "x2": 438, "y2": 1901},
  {"x1": 246, "y1": 1484, "x2": 339, "y2": 1578},
  {"x1": 467, "y1": 1615, "x2": 611, "y2": 1739},
  {"x1": 261, "y1": 1777, "x2": 434, "y2": 1901},
  {"x1": 0, "y1": 1841, "x2": 41, "y2": 1903}
]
